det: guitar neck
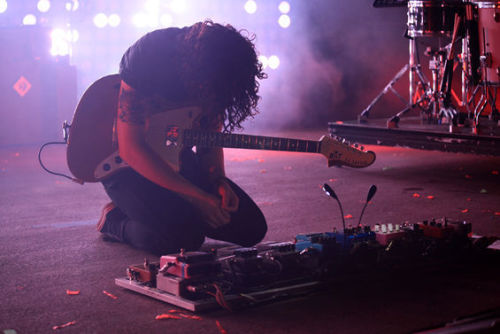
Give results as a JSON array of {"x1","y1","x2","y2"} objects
[{"x1": 183, "y1": 130, "x2": 321, "y2": 153}]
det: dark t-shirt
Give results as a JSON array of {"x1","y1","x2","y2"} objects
[{"x1": 119, "y1": 27, "x2": 189, "y2": 102}]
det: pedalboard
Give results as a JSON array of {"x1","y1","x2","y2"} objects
[{"x1": 116, "y1": 218, "x2": 497, "y2": 312}]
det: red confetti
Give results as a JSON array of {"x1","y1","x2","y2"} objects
[
  {"x1": 344, "y1": 214, "x2": 353, "y2": 219},
  {"x1": 14, "y1": 152, "x2": 20, "y2": 157},
  {"x1": 179, "y1": 313, "x2": 202, "y2": 320},
  {"x1": 155, "y1": 314, "x2": 181, "y2": 320},
  {"x1": 52, "y1": 321, "x2": 76, "y2": 330},
  {"x1": 465, "y1": 174, "x2": 472, "y2": 179},
  {"x1": 426, "y1": 195, "x2": 435, "y2": 199},
  {"x1": 259, "y1": 169, "x2": 267, "y2": 174},
  {"x1": 257, "y1": 159, "x2": 265, "y2": 163},
  {"x1": 16, "y1": 285, "x2": 24, "y2": 290},
  {"x1": 102, "y1": 290, "x2": 117, "y2": 299},
  {"x1": 492, "y1": 170, "x2": 499, "y2": 175},
  {"x1": 494, "y1": 212, "x2": 500, "y2": 216},
  {"x1": 412, "y1": 193, "x2": 421, "y2": 198},
  {"x1": 66, "y1": 290, "x2": 80, "y2": 295},
  {"x1": 467, "y1": 198, "x2": 472, "y2": 201},
  {"x1": 328, "y1": 178, "x2": 337, "y2": 182},
  {"x1": 168, "y1": 309, "x2": 180, "y2": 313},
  {"x1": 461, "y1": 209, "x2": 469, "y2": 213},
  {"x1": 216, "y1": 320, "x2": 228, "y2": 334},
  {"x1": 335, "y1": 121, "x2": 344, "y2": 124}
]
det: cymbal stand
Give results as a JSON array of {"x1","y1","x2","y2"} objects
[{"x1": 359, "y1": 36, "x2": 431, "y2": 125}]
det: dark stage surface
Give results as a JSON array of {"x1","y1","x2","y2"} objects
[{"x1": 1, "y1": 130, "x2": 500, "y2": 334}]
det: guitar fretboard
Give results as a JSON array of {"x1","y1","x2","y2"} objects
[{"x1": 183, "y1": 130, "x2": 321, "y2": 153}]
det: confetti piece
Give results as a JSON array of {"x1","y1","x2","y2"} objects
[
  {"x1": 216, "y1": 320, "x2": 228, "y2": 334},
  {"x1": 283, "y1": 166, "x2": 293, "y2": 171},
  {"x1": 102, "y1": 290, "x2": 117, "y2": 299},
  {"x1": 52, "y1": 321, "x2": 76, "y2": 330},
  {"x1": 344, "y1": 214, "x2": 353, "y2": 219},
  {"x1": 257, "y1": 159, "x2": 265, "y2": 163},
  {"x1": 335, "y1": 121, "x2": 344, "y2": 124},
  {"x1": 480, "y1": 189, "x2": 488, "y2": 194},
  {"x1": 14, "y1": 153, "x2": 20, "y2": 157},
  {"x1": 426, "y1": 195, "x2": 435, "y2": 199},
  {"x1": 16, "y1": 285, "x2": 24, "y2": 291},
  {"x1": 66, "y1": 290, "x2": 80, "y2": 295},
  {"x1": 155, "y1": 314, "x2": 181, "y2": 320},
  {"x1": 328, "y1": 178, "x2": 337, "y2": 182},
  {"x1": 259, "y1": 169, "x2": 267, "y2": 174},
  {"x1": 179, "y1": 313, "x2": 202, "y2": 320},
  {"x1": 465, "y1": 174, "x2": 472, "y2": 179},
  {"x1": 495, "y1": 212, "x2": 500, "y2": 216},
  {"x1": 492, "y1": 170, "x2": 499, "y2": 175},
  {"x1": 382, "y1": 166, "x2": 392, "y2": 171},
  {"x1": 467, "y1": 198, "x2": 472, "y2": 201},
  {"x1": 412, "y1": 193, "x2": 421, "y2": 198},
  {"x1": 461, "y1": 209, "x2": 469, "y2": 213},
  {"x1": 168, "y1": 309, "x2": 180, "y2": 313}
]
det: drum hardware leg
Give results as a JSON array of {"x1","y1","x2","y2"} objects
[
  {"x1": 486, "y1": 85, "x2": 499, "y2": 121},
  {"x1": 358, "y1": 64, "x2": 410, "y2": 123},
  {"x1": 386, "y1": 93, "x2": 428, "y2": 129}
]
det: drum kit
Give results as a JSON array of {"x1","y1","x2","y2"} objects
[{"x1": 363, "y1": 0, "x2": 500, "y2": 134}]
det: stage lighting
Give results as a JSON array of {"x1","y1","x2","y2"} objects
[
  {"x1": 279, "y1": 1, "x2": 290, "y2": 14},
  {"x1": 278, "y1": 14, "x2": 291, "y2": 28},
  {"x1": 108, "y1": 14, "x2": 121, "y2": 27},
  {"x1": 70, "y1": 29, "x2": 79, "y2": 42},
  {"x1": 23, "y1": 14, "x2": 37, "y2": 25},
  {"x1": 258, "y1": 55, "x2": 268, "y2": 69},
  {"x1": 93, "y1": 13, "x2": 108, "y2": 28},
  {"x1": 145, "y1": 0, "x2": 160, "y2": 12},
  {"x1": 132, "y1": 13, "x2": 148, "y2": 28},
  {"x1": 268, "y1": 55, "x2": 280, "y2": 69},
  {"x1": 50, "y1": 28, "x2": 70, "y2": 56},
  {"x1": 37, "y1": 0, "x2": 50, "y2": 13},
  {"x1": 160, "y1": 14, "x2": 173, "y2": 27},
  {"x1": 65, "y1": 0, "x2": 79, "y2": 12},
  {"x1": 0, "y1": 0, "x2": 7, "y2": 14},
  {"x1": 170, "y1": 0, "x2": 186, "y2": 14},
  {"x1": 244, "y1": 0, "x2": 257, "y2": 14}
]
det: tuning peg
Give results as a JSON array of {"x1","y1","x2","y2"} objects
[
  {"x1": 360, "y1": 146, "x2": 365, "y2": 151},
  {"x1": 354, "y1": 143, "x2": 359, "y2": 148}
]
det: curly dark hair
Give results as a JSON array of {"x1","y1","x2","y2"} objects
[{"x1": 181, "y1": 21, "x2": 266, "y2": 132}]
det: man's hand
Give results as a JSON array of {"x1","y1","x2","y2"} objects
[
  {"x1": 193, "y1": 194, "x2": 231, "y2": 229},
  {"x1": 217, "y1": 179, "x2": 239, "y2": 213}
]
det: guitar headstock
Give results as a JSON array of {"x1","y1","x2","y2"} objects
[{"x1": 319, "y1": 135, "x2": 375, "y2": 168}]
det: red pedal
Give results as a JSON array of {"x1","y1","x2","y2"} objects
[
  {"x1": 374, "y1": 223, "x2": 406, "y2": 246},
  {"x1": 160, "y1": 251, "x2": 219, "y2": 279}
]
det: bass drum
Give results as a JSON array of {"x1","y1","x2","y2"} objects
[
  {"x1": 466, "y1": 1, "x2": 500, "y2": 118},
  {"x1": 407, "y1": 0, "x2": 464, "y2": 38},
  {"x1": 471, "y1": 1, "x2": 500, "y2": 84}
]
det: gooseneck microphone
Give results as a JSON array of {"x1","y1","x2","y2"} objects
[
  {"x1": 322, "y1": 183, "x2": 346, "y2": 232},
  {"x1": 358, "y1": 185, "x2": 377, "y2": 227}
]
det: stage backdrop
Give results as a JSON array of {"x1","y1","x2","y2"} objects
[{"x1": 0, "y1": 26, "x2": 77, "y2": 147}]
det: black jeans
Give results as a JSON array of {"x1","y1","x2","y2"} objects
[{"x1": 101, "y1": 166, "x2": 267, "y2": 255}]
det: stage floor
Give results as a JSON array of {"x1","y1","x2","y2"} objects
[{"x1": 1, "y1": 130, "x2": 500, "y2": 333}]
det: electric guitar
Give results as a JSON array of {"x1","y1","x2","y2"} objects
[{"x1": 66, "y1": 75, "x2": 376, "y2": 183}]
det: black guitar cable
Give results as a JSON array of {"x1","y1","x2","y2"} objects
[{"x1": 37, "y1": 121, "x2": 83, "y2": 184}]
